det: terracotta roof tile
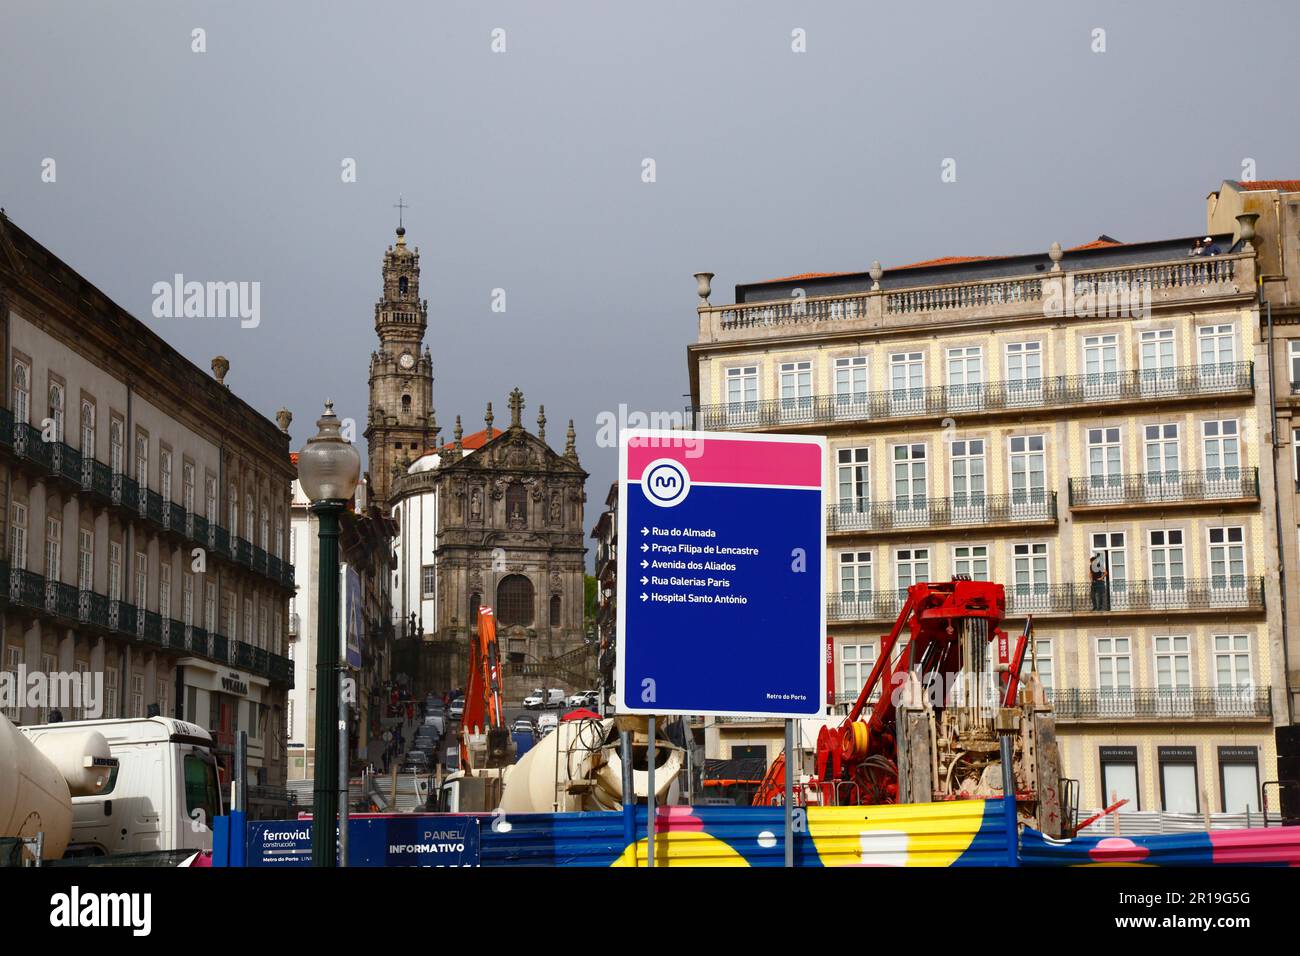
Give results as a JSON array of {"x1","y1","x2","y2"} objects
[
  {"x1": 438, "y1": 426, "x2": 499, "y2": 453},
  {"x1": 1237, "y1": 179, "x2": 1300, "y2": 192},
  {"x1": 753, "y1": 270, "x2": 857, "y2": 285},
  {"x1": 890, "y1": 254, "x2": 1004, "y2": 271}
]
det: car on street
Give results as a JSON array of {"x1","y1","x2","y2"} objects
[
  {"x1": 511, "y1": 716, "x2": 537, "y2": 735},
  {"x1": 522, "y1": 688, "x2": 546, "y2": 709},
  {"x1": 567, "y1": 690, "x2": 599, "y2": 708},
  {"x1": 449, "y1": 697, "x2": 465, "y2": 719},
  {"x1": 537, "y1": 713, "x2": 558, "y2": 734},
  {"x1": 423, "y1": 714, "x2": 446, "y2": 736},
  {"x1": 402, "y1": 750, "x2": 431, "y2": 773}
]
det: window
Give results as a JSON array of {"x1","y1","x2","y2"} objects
[
  {"x1": 3, "y1": 646, "x2": 22, "y2": 720},
  {"x1": 946, "y1": 346, "x2": 983, "y2": 409},
  {"x1": 228, "y1": 483, "x2": 238, "y2": 535},
  {"x1": 105, "y1": 667, "x2": 118, "y2": 718},
  {"x1": 421, "y1": 564, "x2": 436, "y2": 598},
  {"x1": 1198, "y1": 324, "x2": 1236, "y2": 386},
  {"x1": 159, "y1": 564, "x2": 172, "y2": 620},
  {"x1": 838, "y1": 551, "x2": 873, "y2": 601},
  {"x1": 949, "y1": 439, "x2": 985, "y2": 511},
  {"x1": 1013, "y1": 543, "x2": 1049, "y2": 605},
  {"x1": 1005, "y1": 341, "x2": 1043, "y2": 404},
  {"x1": 1143, "y1": 423, "x2": 1180, "y2": 487},
  {"x1": 1086, "y1": 427, "x2": 1122, "y2": 495},
  {"x1": 835, "y1": 448, "x2": 870, "y2": 516},
  {"x1": 245, "y1": 495, "x2": 255, "y2": 545},
  {"x1": 1153, "y1": 635, "x2": 1192, "y2": 713},
  {"x1": 259, "y1": 605, "x2": 268, "y2": 648},
  {"x1": 109, "y1": 418, "x2": 124, "y2": 474},
  {"x1": 549, "y1": 594, "x2": 561, "y2": 627},
  {"x1": 1158, "y1": 747, "x2": 1199, "y2": 813},
  {"x1": 183, "y1": 573, "x2": 194, "y2": 626},
  {"x1": 725, "y1": 366, "x2": 758, "y2": 425},
  {"x1": 952, "y1": 545, "x2": 989, "y2": 580},
  {"x1": 833, "y1": 356, "x2": 868, "y2": 416},
  {"x1": 9, "y1": 502, "x2": 27, "y2": 571},
  {"x1": 1290, "y1": 341, "x2": 1300, "y2": 388},
  {"x1": 205, "y1": 582, "x2": 217, "y2": 633},
  {"x1": 1008, "y1": 435, "x2": 1046, "y2": 502},
  {"x1": 206, "y1": 477, "x2": 218, "y2": 524},
  {"x1": 130, "y1": 674, "x2": 144, "y2": 718},
  {"x1": 1099, "y1": 746, "x2": 1140, "y2": 810},
  {"x1": 12, "y1": 359, "x2": 30, "y2": 424},
  {"x1": 274, "y1": 509, "x2": 283, "y2": 558},
  {"x1": 134, "y1": 552, "x2": 148, "y2": 609},
  {"x1": 1088, "y1": 531, "x2": 1127, "y2": 609},
  {"x1": 135, "y1": 433, "x2": 149, "y2": 488},
  {"x1": 182, "y1": 463, "x2": 195, "y2": 514},
  {"x1": 889, "y1": 351, "x2": 925, "y2": 413},
  {"x1": 1207, "y1": 526, "x2": 1246, "y2": 591},
  {"x1": 1148, "y1": 529, "x2": 1185, "y2": 591},
  {"x1": 895, "y1": 548, "x2": 930, "y2": 599},
  {"x1": 778, "y1": 360, "x2": 813, "y2": 421},
  {"x1": 892, "y1": 443, "x2": 927, "y2": 516},
  {"x1": 840, "y1": 644, "x2": 878, "y2": 704},
  {"x1": 108, "y1": 542, "x2": 122, "y2": 601},
  {"x1": 261, "y1": 505, "x2": 270, "y2": 550},
  {"x1": 80, "y1": 401, "x2": 95, "y2": 458},
  {"x1": 1029, "y1": 637, "x2": 1053, "y2": 695},
  {"x1": 45, "y1": 517, "x2": 62, "y2": 582},
  {"x1": 1139, "y1": 329, "x2": 1176, "y2": 394},
  {"x1": 1218, "y1": 747, "x2": 1260, "y2": 813},
  {"x1": 156, "y1": 679, "x2": 170, "y2": 718},
  {"x1": 48, "y1": 383, "x2": 66, "y2": 441},
  {"x1": 243, "y1": 598, "x2": 254, "y2": 645},
  {"x1": 497, "y1": 574, "x2": 534, "y2": 627},
  {"x1": 224, "y1": 594, "x2": 237, "y2": 639},
  {"x1": 1082, "y1": 334, "x2": 1120, "y2": 395},
  {"x1": 160, "y1": 449, "x2": 172, "y2": 503},
  {"x1": 78, "y1": 529, "x2": 93, "y2": 591},
  {"x1": 1096, "y1": 636, "x2": 1133, "y2": 712},
  {"x1": 1201, "y1": 419, "x2": 1240, "y2": 487},
  {"x1": 1213, "y1": 634, "x2": 1255, "y2": 715}
]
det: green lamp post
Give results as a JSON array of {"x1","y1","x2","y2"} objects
[{"x1": 297, "y1": 400, "x2": 361, "y2": 867}]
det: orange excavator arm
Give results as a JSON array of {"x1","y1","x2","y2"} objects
[{"x1": 460, "y1": 605, "x2": 507, "y2": 771}]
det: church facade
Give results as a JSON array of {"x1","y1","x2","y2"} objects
[{"x1": 365, "y1": 226, "x2": 589, "y2": 696}]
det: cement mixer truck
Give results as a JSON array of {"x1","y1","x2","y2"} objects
[{"x1": 0, "y1": 712, "x2": 222, "y2": 862}]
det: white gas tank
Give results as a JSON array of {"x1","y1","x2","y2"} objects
[
  {"x1": 0, "y1": 713, "x2": 73, "y2": 861},
  {"x1": 28, "y1": 728, "x2": 114, "y2": 797}
]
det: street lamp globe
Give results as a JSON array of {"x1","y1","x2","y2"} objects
[{"x1": 297, "y1": 400, "x2": 361, "y2": 503}]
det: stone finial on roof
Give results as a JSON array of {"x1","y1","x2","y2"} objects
[
  {"x1": 1049, "y1": 242, "x2": 1063, "y2": 272},
  {"x1": 565, "y1": 419, "x2": 577, "y2": 459},
  {"x1": 869, "y1": 261, "x2": 883, "y2": 290},
  {"x1": 211, "y1": 355, "x2": 230, "y2": 386},
  {"x1": 508, "y1": 387, "x2": 524, "y2": 428},
  {"x1": 275, "y1": 407, "x2": 292, "y2": 433},
  {"x1": 536, "y1": 404, "x2": 547, "y2": 442},
  {"x1": 694, "y1": 272, "x2": 714, "y2": 305},
  {"x1": 454, "y1": 415, "x2": 463, "y2": 458},
  {"x1": 429, "y1": 407, "x2": 440, "y2": 445},
  {"x1": 485, "y1": 401, "x2": 494, "y2": 436}
]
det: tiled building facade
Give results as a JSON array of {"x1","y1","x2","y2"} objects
[{"x1": 688, "y1": 190, "x2": 1289, "y2": 816}]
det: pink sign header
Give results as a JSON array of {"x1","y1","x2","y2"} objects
[{"x1": 625, "y1": 434, "x2": 822, "y2": 488}]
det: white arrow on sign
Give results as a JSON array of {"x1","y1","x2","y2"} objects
[
  {"x1": 641, "y1": 526, "x2": 649, "y2": 534},
  {"x1": 640, "y1": 592, "x2": 649, "y2": 602},
  {"x1": 640, "y1": 576, "x2": 648, "y2": 585},
  {"x1": 641, "y1": 543, "x2": 649, "y2": 552},
  {"x1": 640, "y1": 560, "x2": 648, "y2": 568}
]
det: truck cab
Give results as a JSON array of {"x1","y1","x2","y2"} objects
[{"x1": 19, "y1": 716, "x2": 223, "y2": 857}]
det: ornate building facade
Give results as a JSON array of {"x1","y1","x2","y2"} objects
[{"x1": 364, "y1": 226, "x2": 588, "y2": 696}]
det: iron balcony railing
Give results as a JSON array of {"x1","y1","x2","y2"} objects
[
  {"x1": 828, "y1": 491, "x2": 1056, "y2": 532},
  {"x1": 268, "y1": 554, "x2": 282, "y2": 583},
  {"x1": 82, "y1": 458, "x2": 114, "y2": 500},
  {"x1": 690, "y1": 361, "x2": 1254, "y2": 430},
  {"x1": 143, "y1": 489, "x2": 164, "y2": 526},
  {"x1": 1005, "y1": 577, "x2": 1265, "y2": 614},
  {"x1": 8, "y1": 568, "x2": 46, "y2": 610},
  {"x1": 233, "y1": 641, "x2": 255, "y2": 670},
  {"x1": 108, "y1": 600, "x2": 137, "y2": 635},
  {"x1": 187, "y1": 512, "x2": 209, "y2": 547},
  {"x1": 253, "y1": 646, "x2": 269, "y2": 675},
  {"x1": 50, "y1": 442, "x2": 82, "y2": 485},
  {"x1": 162, "y1": 618, "x2": 187, "y2": 651},
  {"x1": 164, "y1": 502, "x2": 185, "y2": 534},
  {"x1": 1052, "y1": 686, "x2": 1271, "y2": 720},
  {"x1": 78, "y1": 589, "x2": 110, "y2": 628},
  {"x1": 45, "y1": 581, "x2": 79, "y2": 619},
  {"x1": 111, "y1": 473, "x2": 138, "y2": 509},
  {"x1": 1069, "y1": 467, "x2": 1260, "y2": 507},
  {"x1": 268, "y1": 653, "x2": 293, "y2": 686},
  {"x1": 0, "y1": 407, "x2": 12, "y2": 450},
  {"x1": 252, "y1": 546, "x2": 267, "y2": 577},
  {"x1": 209, "y1": 525, "x2": 231, "y2": 559},
  {"x1": 210, "y1": 633, "x2": 229, "y2": 664},
  {"x1": 827, "y1": 576, "x2": 1264, "y2": 622},
  {"x1": 12, "y1": 422, "x2": 53, "y2": 469},
  {"x1": 138, "y1": 610, "x2": 163, "y2": 645},
  {"x1": 184, "y1": 625, "x2": 209, "y2": 657}
]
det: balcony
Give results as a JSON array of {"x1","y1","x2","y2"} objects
[
  {"x1": 108, "y1": 600, "x2": 136, "y2": 635},
  {"x1": 234, "y1": 641, "x2": 255, "y2": 670},
  {"x1": 81, "y1": 458, "x2": 114, "y2": 501},
  {"x1": 1052, "y1": 686, "x2": 1271, "y2": 721},
  {"x1": 252, "y1": 546, "x2": 267, "y2": 577},
  {"x1": 268, "y1": 653, "x2": 294, "y2": 686},
  {"x1": 184, "y1": 625, "x2": 209, "y2": 657},
  {"x1": 77, "y1": 589, "x2": 109, "y2": 629},
  {"x1": 209, "y1": 525, "x2": 231, "y2": 559},
  {"x1": 50, "y1": 442, "x2": 82, "y2": 486},
  {"x1": 210, "y1": 633, "x2": 229, "y2": 665},
  {"x1": 828, "y1": 492, "x2": 1056, "y2": 535},
  {"x1": 12, "y1": 422, "x2": 53, "y2": 470},
  {"x1": 138, "y1": 610, "x2": 163, "y2": 646},
  {"x1": 1068, "y1": 468, "x2": 1259, "y2": 509},
  {"x1": 44, "y1": 581, "x2": 79, "y2": 619},
  {"x1": 691, "y1": 362, "x2": 1254, "y2": 432},
  {"x1": 1005, "y1": 577, "x2": 1264, "y2": 615},
  {"x1": 827, "y1": 577, "x2": 1264, "y2": 624},
  {"x1": 8, "y1": 568, "x2": 46, "y2": 610},
  {"x1": 111, "y1": 472, "x2": 138, "y2": 509}
]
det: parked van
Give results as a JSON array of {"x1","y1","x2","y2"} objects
[{"x1": 18, "y1": 716, "x2": 223, "y2": 857}]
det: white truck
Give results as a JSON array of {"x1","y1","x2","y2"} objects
[{"x1": 1, "y1": 713, "x2": 223, "y2": 861}]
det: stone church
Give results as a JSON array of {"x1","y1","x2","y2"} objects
[{"x1": 365, "y1": 224, "x2": 589, "y2": 696}]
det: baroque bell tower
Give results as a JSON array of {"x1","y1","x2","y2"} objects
[{"x1": 365, "y1": 215, "x2": 437, "y2": 509}]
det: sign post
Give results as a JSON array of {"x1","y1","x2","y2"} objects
[{"x1": 617, "y1": 428, "x2": 826, "y2": 867}]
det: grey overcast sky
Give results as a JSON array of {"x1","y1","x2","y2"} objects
[{"x1": 2, "y1": 0, "x2": 1298, "y2": 553}]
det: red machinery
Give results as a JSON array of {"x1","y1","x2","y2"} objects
[
  {"x1": 459, "y1": 605, "x2": 513, "y2": 772},
  {"x1": 755, "y1": 578, "x2": 1060, "y2": 831}
]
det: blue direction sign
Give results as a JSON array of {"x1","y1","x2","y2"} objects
[{"x1": 616, "y1": 428, "x2": 826, "y2": 717}]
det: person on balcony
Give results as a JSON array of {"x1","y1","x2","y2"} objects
[{"x1": 1089, "y1": 552, "x2": 1110, "y2": 611}]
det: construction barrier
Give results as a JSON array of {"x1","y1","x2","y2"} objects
[{"x1": 1020, "y1": 825, "x2": 1300, "y2": 867}]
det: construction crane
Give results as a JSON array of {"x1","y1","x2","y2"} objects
[
  {"x1": 459, "y1": 605, "x2": 514, "y2": 775},
  {"x1": 755, "y1": 578, "x2": 1066, "y2": 835}
]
